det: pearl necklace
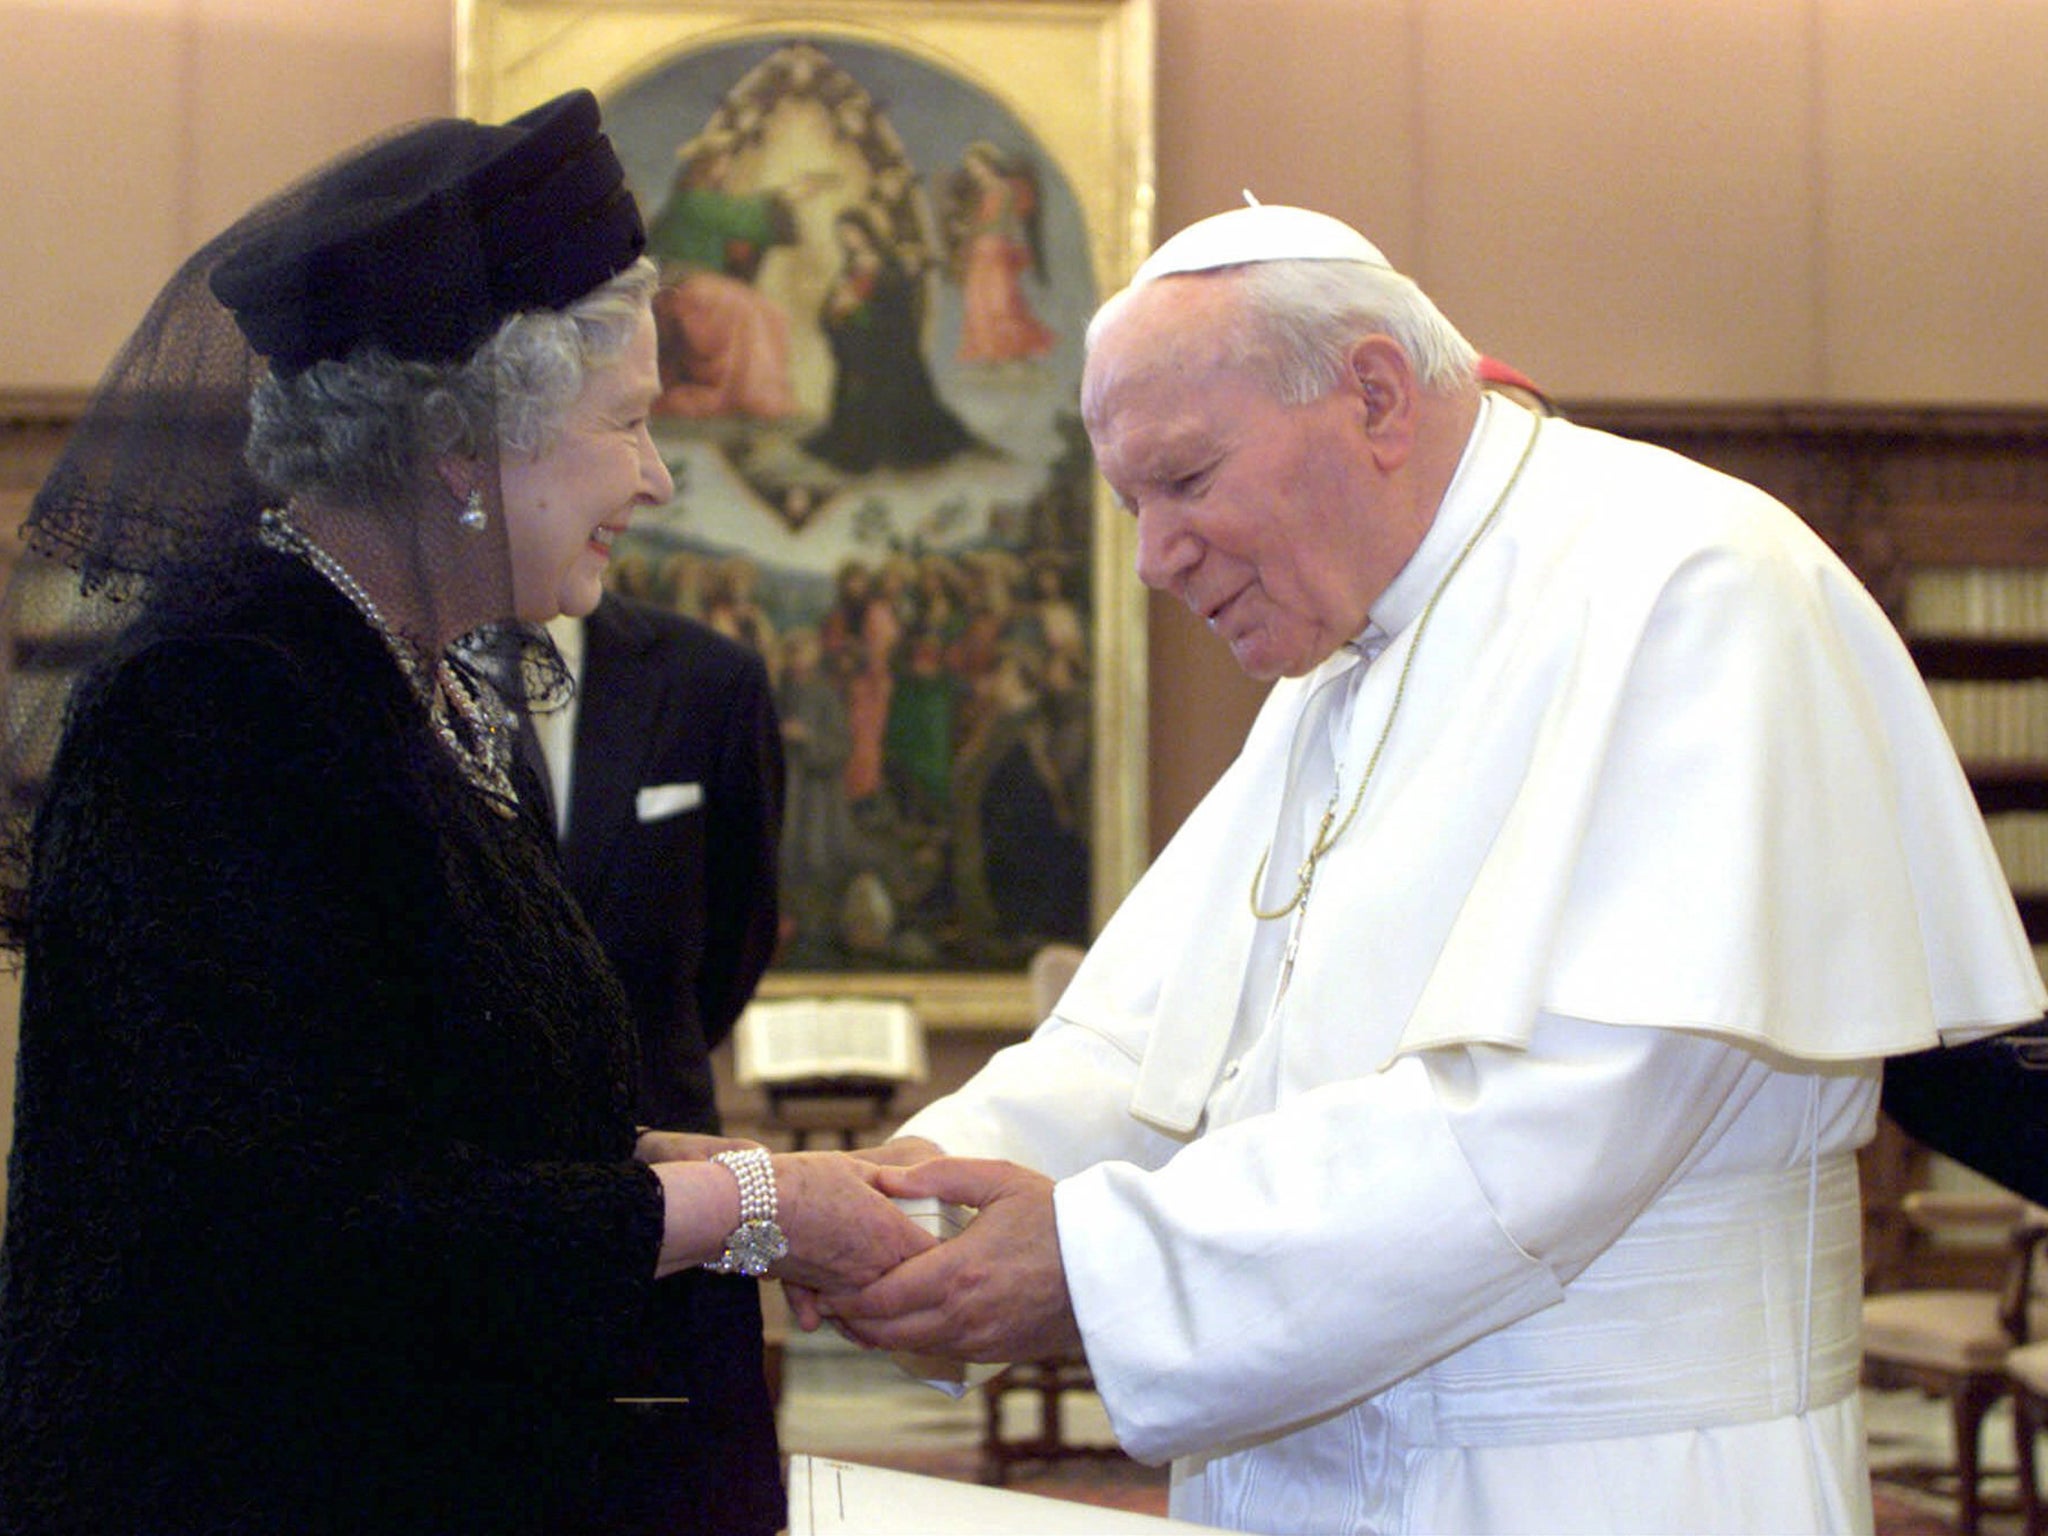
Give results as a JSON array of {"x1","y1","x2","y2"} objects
[
  {"x1": 1249, "y1": 413, "x2": 1544, "y2": 922},
  {"x1": 259, "y1": 509, "x2": 519, "y2": 814}
]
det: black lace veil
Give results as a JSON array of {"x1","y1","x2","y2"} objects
[{"x1": 0, "y1": 88, "x2": 647, "y2": 949}]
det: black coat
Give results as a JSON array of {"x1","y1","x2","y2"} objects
[
  {"x1": 1882, "y1": 1019, "x2": 2048, "y2": 1208},
  {"x1": 561, "y1": 594, "x2": 784, "y2": 1136},
  {"x1": 0, "y1": 555, "x2": 781, "y2": 1535}
]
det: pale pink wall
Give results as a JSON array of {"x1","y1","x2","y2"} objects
[
  {"x1": 4, "y1": 0, "x2": 2047, "y2": 844},
  {"x1": 1821, "y1": 3, "x2": 2048, "y2": 403},
  {"x1": 6, "y1": 0, "x2": 193, "y2": 382},
  {"x1": 2, "y1": 0, "x2": 454, "y2": 383},
  {"x1": 1417, "y1": 0, "x2": 1825, "y2": 399}
]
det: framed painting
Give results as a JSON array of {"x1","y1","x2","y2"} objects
[{"x1": 458, "y1": 0, "x2": 1154, "y2": 1028}]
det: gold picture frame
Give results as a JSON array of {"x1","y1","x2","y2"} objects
[{"x1": 458, "y1": 0, "x2": 1154, "y2": 1029}]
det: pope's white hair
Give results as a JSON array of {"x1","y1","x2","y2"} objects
[{"x1": 1087, "y1": 257, "x2": 1479, "y2": 405}]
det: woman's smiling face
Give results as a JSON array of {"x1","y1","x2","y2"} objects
[{"x1": 498, "y1": 306, "x2": 671, "y2": 623}]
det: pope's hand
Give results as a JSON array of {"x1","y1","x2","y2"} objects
[
  {"x1": 810, "y1": 1157, "x2": 1083, "y2": 1363},
  {"x1": 850, "y1": 1135, "x2": 944, "y2": 1169}
]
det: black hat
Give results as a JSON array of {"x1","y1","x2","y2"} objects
[{"x1": 209, "y1": 89, "x2": 646, "y2": 375}]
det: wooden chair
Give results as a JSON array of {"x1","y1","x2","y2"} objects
[
  {"x1": 1863, "y1": 1190, "x2": 2048, "y2": 1536},
  {"x1": 978, "y1": 943, "x2": 1128, "y2": 1484},
  {"x1": 2003, "y1": 1336, "x2": 2048, "y2": 1536}
]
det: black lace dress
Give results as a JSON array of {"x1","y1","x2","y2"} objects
[{"x1": 0, "y1": 552, "x2": 782, "y2": 1535}]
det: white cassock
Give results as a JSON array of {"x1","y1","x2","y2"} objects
[{"x1": 898, "y1": 396, "x2": 2047, "y2": 1535}]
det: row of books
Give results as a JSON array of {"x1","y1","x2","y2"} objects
[
  {"x1": 1907, "y1": 566, "x2": 2048, "y2": 639},
  {"x1": 1904, "y1": 570, "x2": 2048, "y2": 957},
  {"x1": 1982, "y1": 812, "x2": 2048, "y2": 893},
  {"x1": 1923, "y1": 680, "x2": 2048, "y2": 763}
]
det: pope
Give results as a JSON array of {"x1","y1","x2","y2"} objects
[{"x1": 799, "y1": 203, "x2": 2045, "y2": 1536}]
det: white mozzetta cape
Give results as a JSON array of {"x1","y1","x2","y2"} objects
[{"x1": 1087, "y1": 403, "x2": 2041, "y2": 1137}]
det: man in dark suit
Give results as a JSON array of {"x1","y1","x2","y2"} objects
[
  {"x1": 536, "y1": 589, "x2": 786, "y2": 1134},
  {"x1": 1882, "y1": 1021, "x2": 2048, "y2": 1207}
]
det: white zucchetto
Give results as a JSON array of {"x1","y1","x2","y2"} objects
[{"x1": 1130, "y1": 203, "x2": 1395, "y2": 287}]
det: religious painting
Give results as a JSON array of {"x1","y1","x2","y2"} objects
[{"x1": 458, "y1": 0, "x2": 1154, "y2": 1027}]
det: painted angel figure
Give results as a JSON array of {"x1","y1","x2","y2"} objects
[{"x1": 942, "y1": 141, "x2": 1057, "y2": 365}]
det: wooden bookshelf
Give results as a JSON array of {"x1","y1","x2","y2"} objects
[{"x1": 1912, "y1": 641, "x2": 2048, "y2": 832}]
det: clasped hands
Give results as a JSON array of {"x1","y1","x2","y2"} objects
[{"x1": 635, "y1": 1131, "x2": 1082, "y2": 1364}]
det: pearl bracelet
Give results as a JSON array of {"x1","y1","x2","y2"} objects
[{"x1": 703, "y1": 1147, "x2": 788, "y2": 1277}]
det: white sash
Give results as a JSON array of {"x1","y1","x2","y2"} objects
[{"x1": 1386, "y1": 1154, "x2": 1862, "y2": 1446}]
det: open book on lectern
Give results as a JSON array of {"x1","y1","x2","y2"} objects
[{"x1": 732, "y1": 997, "x2": 927, "y2": 1086}]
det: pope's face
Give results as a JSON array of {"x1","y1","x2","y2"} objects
[
  {"x1": 500, "y1": 305, "x2": 671, "y2": 623},
  {"x1": 1083, "y1": 278, "x2": 1388, "y2": 681}
]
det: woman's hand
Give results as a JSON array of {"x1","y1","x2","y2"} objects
[
  {"x1": 769, "y1": 1152, "x2": 937, "y2": 1293},
  {"x1": 646, "y1": 1147, "x2": 937, "y2": 1293},
  {"x1": 775, "y1": 1140, "x2": 943, "y2": 1329}
]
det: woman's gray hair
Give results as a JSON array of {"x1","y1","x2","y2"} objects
[
  {"x1": 244, "y1": 257, "x2": 660, "y2": 502},
  {"x1": 1087, "y1": 257, "x2": 1479, "y2": 405}
]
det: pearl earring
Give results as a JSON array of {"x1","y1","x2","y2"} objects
[{"x1": 458, "y1": 489, "x2": 488, "y2": 532}]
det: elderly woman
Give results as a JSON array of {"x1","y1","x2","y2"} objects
[{"x1": 0, "y1": 91, "x2": 927, "y2": 1536}]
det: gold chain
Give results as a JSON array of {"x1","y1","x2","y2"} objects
[{"x1": 1249, "y1": 414, "x2": 1544, "y2": 921}]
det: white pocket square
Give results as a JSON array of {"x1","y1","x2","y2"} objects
[{"x1": 635, "y1": 782, "x2": 704, "y2": 822}]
